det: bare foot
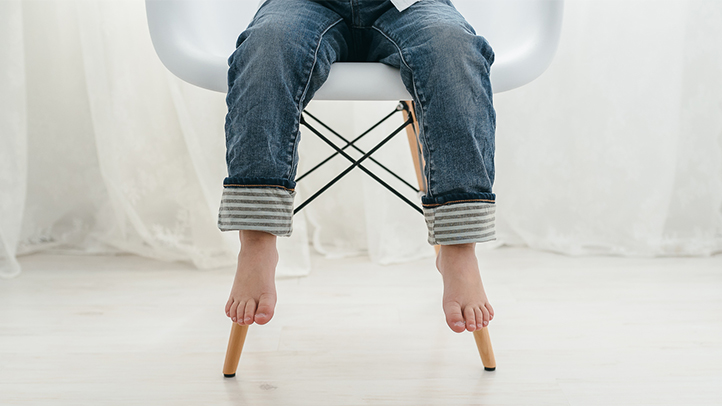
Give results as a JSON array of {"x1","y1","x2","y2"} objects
[
  {"x1": 436, "y1": 244, "x2": 494, "y2": 333},
  {"x1": 224, "y1": 230, "x2": 278, "y2": 326}
]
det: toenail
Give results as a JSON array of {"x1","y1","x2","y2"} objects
[
  {"x1": 469, "y1": 324, "x2": 476, "y2": 329},
  {"x1": 257, "y1": 313, "x2": 266, "y2": 318},
  {"x1": 483, "y1": 321, "x2": 488, "y2": 326},
  {"x1": 455, "y1": 322, "x2": 465, "y2": 327}
]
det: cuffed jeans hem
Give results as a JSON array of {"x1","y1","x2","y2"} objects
[
  {"x1": 217, "y1": 186, "x2": 295, "y2": 237},
  {"x1": 423, "y1": 200, "x2": 496, "y2": 246},
  {"x1": 223, "y1": 176, "x2": 296, "y2": 190}
]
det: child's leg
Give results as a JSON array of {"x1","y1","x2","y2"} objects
[
  {"x1": 221, "y1": 1, "x2": 351, "y2": 325},
  {"x1": 366, "y1": 0, "x2": 496, "y2": 332}
]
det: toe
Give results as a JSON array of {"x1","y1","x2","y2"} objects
[
  {"x1": 254, "y1": 293, "x2": 276, "y2": 325},
  {"x1": 464, "y1": 306, "x2": 476, "y2": 332},
  {"x1": 485, "y1": 303, "x2": 494, "y2": 320},
  {"x1": 474, "y1": 307, "x2": 484, "y2": 331},
  {"x1": 234, "y1": 300, "x2": 246, "y2": 325},
  {"x1": 479, "y1": 305, "x2": 490, "y2": 327},
  {"x1": 243, "y1": 299, "x2": 257, "y2": 325},
  {"x1": 225, "y1": 298, "x2": 233, "y2": 317},
  {"x1": 443, "y1": 301, "x2": 466, "y2": 333},
  {"x1": 229, "y1": 299, "x2": 240, "y2": 323}
]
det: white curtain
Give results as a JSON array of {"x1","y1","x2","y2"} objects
[
  {"x1": 494, "y1": 0, "x2": 722, "y2": 256},
  {"x1": 1, "y1": 0, "x2": 721, "y2": 279},
  {"x1": 0, "y1": 0, "x2": 27, "y2": 279}
]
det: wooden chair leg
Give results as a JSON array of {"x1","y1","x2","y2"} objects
[
  {"x1": 403, "y1": 100, "x2": 497, "y2": 371},
  {"x1": 473, "y1": 327, "x2": 497, "y2": 371},
  {"x1": 222, "y1": 323, "x2": 249, "y2": 377},
  {"x1": 402, "y1": 101, "x2": 426, "y2": 194}
]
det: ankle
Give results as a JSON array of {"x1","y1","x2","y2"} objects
[
  {"x1": 439, "y1": 243, "x2": 476, "y2": 257},
  {"x1": 437, "y1": 243, "x2": 478, "y2": 274},
  {"x1": 240, "y1": 230, "x2": 277, "y2": 245}
]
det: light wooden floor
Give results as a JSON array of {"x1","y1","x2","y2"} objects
[{"x1": 1, "y1": 247, "x2": 721, "y2": 405}]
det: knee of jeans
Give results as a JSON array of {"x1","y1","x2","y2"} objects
[
  {"x1": 229, "y1": 21, "x2": 307, "y2": 72},
  {"x1": 421, "y1": 23, "x2": 494, "y2": 71}
]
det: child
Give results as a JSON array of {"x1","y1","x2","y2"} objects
[{"x1": 220, "y1": 0, "x2": 495, "y2": 333}]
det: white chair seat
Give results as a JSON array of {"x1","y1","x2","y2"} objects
[
  {"x1": 315, "y1": 63, "x2": 412, "y2": 101},
  {"x1": 146, "y1": 0, "x2": 564, "y2": 97}
]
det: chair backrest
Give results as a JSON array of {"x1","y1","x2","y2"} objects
[{"x1": 146, "y1": 0, "x2": 563, "y2": 96}]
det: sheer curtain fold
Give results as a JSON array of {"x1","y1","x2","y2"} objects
[
  {"x1": 1, "y1": 0, "x2": 721, "y2": 279},
  {"x1": 0, "y1": 0, "x2": 26, "y2": 278},
  {"x1": 75, "y1": 0, "x2": 230, "y2": 268}
]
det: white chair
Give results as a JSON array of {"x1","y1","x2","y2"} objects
[{"x1": 145, "y1": 0, "x2": 564, "y2": 377}]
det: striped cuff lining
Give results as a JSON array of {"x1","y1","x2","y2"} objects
[
  {"x1": 218, "y1": 187, "x2": 295, "y2": 237},
  {"x1": 424, "y1": 201, "x2": 496, "y2": 245}
]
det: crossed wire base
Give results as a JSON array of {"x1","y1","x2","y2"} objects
[{"x1": 295, "y1": 101, "x2": 423, "y2": 215}]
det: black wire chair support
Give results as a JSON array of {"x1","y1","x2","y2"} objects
[
  {"x1": 293, "y1": 102, "x2": 423, "y2": 215},
  {"x1": 298, "y1": 108, "x2": 419, "y2": 193}
]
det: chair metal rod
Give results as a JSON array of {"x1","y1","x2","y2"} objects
[
  {"x1": 307, "y1": 123, "x2": 423, "y2": 214},
  {"x1": 295, "y1": 117, "x2": 422, "y2": 215},
  {"x1": 300, "y1": 109, "x2": 419, "y2": 192},
  {"x1": 297, "y1": 108, "x2": 398, "y2": 181},
  {"x1": 304, "y1": 107, "x2": 398, "y2": 144}
]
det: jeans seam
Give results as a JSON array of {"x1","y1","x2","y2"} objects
[
  {"x1": 292, "y1": 17, "x2": 345, "y2": 180},
  {"x1": 423, "y1": 198, "x2": 495, "y2": 208},
  {"x1": 350, "y1": 0, "x2": 358, "y2": 27},
  {"x1": 371, "y1": 25, "x2": 433, "y2": 199},
  {"x1": 224, "y1": 184, "x2": 296, "y2": 192}
]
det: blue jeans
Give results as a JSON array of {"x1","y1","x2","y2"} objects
[{"x1": 219, "y1": 0, "x2": 496, "y2": 245}]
